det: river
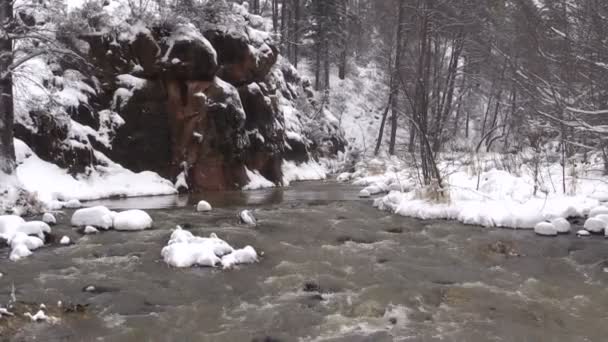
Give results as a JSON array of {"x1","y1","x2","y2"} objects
[{"x1": 1, "y1": 181, "x2": 608, "y2": 341}]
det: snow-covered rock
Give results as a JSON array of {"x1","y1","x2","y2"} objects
[
  {"x1": 534, "y1": 222, "x2": 558, "y2": 236},
  {"x1": 594, "y1": 214, "x2": 608, "y2": 224},
  {"x1": 60, "y1": 236, "x2": 71, "y2": 245},
  {"x1": 196, "y1": 200, "x2": 212, "y2": 212},
  {"x1": 239, "y1": 210, "x2": 256, "y2": 226},
  {"x1": 577, "y1": 230, "x2": 591, "y2": 237},
  {"x1": 589, "y1": 206, "x2": 608, "y2": 217},
  {"x1": 221, "y1": 246, "x2": 258, "y2": 269},
  {"x1": 550, "y1": 218, "x2": 571, "y2": 234},
  {"x1": 64, "y1": 199, "x2": 82, "y2": 209},
  {"x1": 161, "y1": 227, "x2": 257, "y2": 269},
  {"x1": 584, "y1": 217, "x2": 606, "y2": 233},
  {"x1": 337, "y1": 172, "x2": 352, "y2": 183},
  {"x1": 16, "y1": 221, "x2": 51, "y2": 239},
  {"x1": 83, "y1": 226, "x2": 99, "y2": 234},
  {"x1": 10, "y1": 244, "x2": 33, "y2": 261},
  {"x1": 113, "y1": 210, "x2": 153, "y2": 231},
  {"x1": 9, "y1": 232, "x2": 44, "y2": 250},
  {"x1": 0, "y1": 215, "x2": 25, "y2": 239},
  {"x1": 25, "y1": 310, "x2": 51, "y2": 322},
  {"x1": 71, "y1": 206, "x2": 115, "y2": 229},
  {"x1": 42, "y1": 213, "x2": 57, "y2": 225},
  {"x1": 359, "y1": 189, "x2": 371, "y2": 198}
]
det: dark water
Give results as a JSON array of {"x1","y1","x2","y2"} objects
[{"x1": 2, "y1": 181, "x2": 608, "y2": 341}]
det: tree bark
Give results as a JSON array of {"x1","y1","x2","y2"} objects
[
  {"x1": 388, "y1": 0, "x2": 405, "y2": 155},
  {"x1": 0, "y1": 0, "x2": 15, "y2": 175}
]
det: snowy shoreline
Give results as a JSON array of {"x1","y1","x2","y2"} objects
[{"x1": 345, "y1": 155, "x2": 608, "y2": 235}]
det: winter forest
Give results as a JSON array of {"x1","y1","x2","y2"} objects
[{"x1": 2, "y1": 0, "x2": 608, "y2": 340}]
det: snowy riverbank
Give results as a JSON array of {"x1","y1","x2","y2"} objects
[{"x1": 344, "y1": 153, "x2": 608, "y2": 231}]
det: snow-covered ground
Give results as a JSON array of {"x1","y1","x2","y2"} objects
[
  {"x1": 345, "y1": 153, "x2": 608, "y2": 232},
  {"x1": 13, "y1": 139, "x2": 177, "y2": 211}
]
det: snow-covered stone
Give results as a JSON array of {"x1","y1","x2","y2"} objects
[
  {"x1": 584, "y1": 217, "x2": 606, "y2": 233},
  {"x1": 25, "y1": 310, "x2": 51, "y2": 322},
  {"x1": 16, "y1": 221, "x2": 51, "y2": 239},
  {"x1": 589, "y1": 206, "x2": 608, "y2": 217},
  {"x1": 550, "y1": 218, "x2": 571, "y2": 234},
  {"x1": 239, "y1": 210, "x2": 256, "y2": 226},
  {"x1": 594, "y1": 214, "x2": 608, "y2": 224},
  {"x1": 83, "y1": 226, "x2": 99, "y2": 234},
  {"x1": 196, "y1": 200, "x2": 212, "y2": 212},
  {"x1": 0, "y1": 215, "x2": 25, "y2": 239},
  {"x1": 337, "y1": 172, "x2": 351, "y2": 182},
  {"x1": 42, "y1": 213, "x2": 56, "y2": 225},
  {"x1": 9, "y1": 232, "x2": 44, "y2": 251},
  {"x1": 71, "y1": 206, "x2": 115, "y2": 229},
  {"x1": 577, "y1": 230, "x2": 591, "y2": 237},
  {"x1": 534, "y1": 222, "x2": 558, "y2": 236},
  {"x1": 60, "y1": 236, "x2": 71, "y2": 245},
  {"x1": 359, "y1": 189, "x2": 371, "y2": 198},
  {"x1": 64, "y1": 199, "x2": 82, "y2": 209},
  {"x1": 221, "y1": 246, "x2": 258, "y2": 269},
  {"x1": 161, "y1": 227, "x2": 257, "y2": 269},
  {"x1": 10, "y1": 244, "x2": 33, "y2": 261},
  {"x1": 113, "y1": 210, "x2": 153, "y2": 231}
]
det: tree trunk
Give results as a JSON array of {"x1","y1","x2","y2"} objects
[
  {"x1": 388, "y1": 0, "x2": 405, "y2": 155},
  {"x1": 272, "y1": 0, "x2": 278, "y2": 32},
  {"x1": 374, "y1": 87, "x2": 393, "y2": 156},
  {"x1": 0, "y1": 0, "x2": 15, "y2": 175},
  {"x1": 293, "y1": 0, "x2": 299, "y2": 68}
]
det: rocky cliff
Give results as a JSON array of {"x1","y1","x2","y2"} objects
[{"x1": 13, "y1": 2, "x2": 344, "y2": 193}]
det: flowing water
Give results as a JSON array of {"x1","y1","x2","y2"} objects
[{"x1": 2, "y1": 181, "x2": 608, "y2": 341}]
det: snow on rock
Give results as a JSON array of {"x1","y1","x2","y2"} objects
[
  {"x1": 14, "y1": 139, "x2": 176, "y2": 207},
  {"x1": 16, "y1": 221, "x2": 51, "y2": 239},
  {"x1": 25, "y1": 310, "x2": 53, "y2": 322},
  {"x1": 196, "y1": 201, "x2": 212, "y2": 212},
  {"x1": 83, "y1": 226, "x2": 99, "y2": 235},
  {"x1": 60, "y1": 236, "x2": 71, "y2": 245},
  {"x1": 550, "y1": 218, "x2": 571, "y2": 234},
  {"x1": 359, "y1": 189, "x2": 371, "y2": 198},
  {"x1": 64, "y1": 199, "x2": 82, "y2": 209},
  {"x1": 584, "y1": 217, "x2": 606, "y2": 233},
  {"x1": 282, "y1": 160, "x2": 327, "y2": 186},
  {"x1": 337, "y1": 172, "x2": 352, "y2": 183},
  {"x1": 71, "y1": 206, "x2": 115, "y2": 230},
  {"x1": 221, "y1": 246, "x2": 258, "y2": 269},
  {"x1": 113, "y1": 210, "x2": 153, "y2": 231},
  {"x1": 9, "y1": 232, "x2": 44, "y2": 251},
  {"x1": 10, "y1": 244, "x2": 33, "y2": 261},
  {"x1": 534, "y1": 222, "x2": 558, "y2": 237},
  {"x1": 243, "y1": 168, "x2": 276, "y2": 190},
  {"x1": 239, "y1": 210, "x2": 257, "y2": 226},
  {"x1": 161, "y1": 227, "x2": 258, "y2": 269},
  {"x1": 0, "y1": 307, "x2": 14, "y2": 318},
  {"x1": 577, "y1": 230, "x2": 591, "y2": 237},
  {"x1": 594, "y1": 214, "x2": 608, "y2": 224},
  {"x1": 0, "y1": 215, "x2": 25, "y2": 240},
  {"x1": 42, "y1": 213, "x2": 56, "y2": 225},
  {"x1": 589, "y1": 206, "x2": 608, "y2": 217}
]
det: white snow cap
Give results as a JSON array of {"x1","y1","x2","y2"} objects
[
  {"x1": 161, "y1": 227, "x2": 258, "y2": 269},
  {"x1": 42, "y1": 213, "x2": 56, "y2": 225},
  {"x1": 577, "y1": 230, "x2": 591, "y2": 237},
  {"x1": 196, "y1": 200, "x2": 212, "y2": 212},
  {"x1": 113, "y1": 210, "x2": 153, "y2": 231},
  {"x1": 584, "y1": 217, "x2": 606, "y2": 233},
  {"x1": 594, "y1": 214, "x2": 608, "y2": 224},
  {"x1": 221, "y1": 246, "x2": 258, "y2": 269},
  {"x1": 589, "y1": 206, "x2": 608, "y2": 217},
  {"x1": 64, "y1": 199, "x2": 82, "y2": 209},
  {"x1": 359, "y1": 189, "x2": 371, "y2": 198},
  {"x1": 239, "y1": 210, "x2": 256, "y2": 226},
  {"x1": 60, "y1": 236, "x2": 71, "y2": 245},
  {"x1": 17, "y1": 221, "x2": 51, "y2": 239},
  {"x1": 550, "y1": 218, "x2": 571, "y2": 234},
  {"x1": 534, "y1": 222, "x2": 558, "y2": 237},
  {"x1": 83, "y1": 226, "x2": 99, "y2": 234},
  {"x1": 0, "y1": 215, "x2": 26, "y2": 240},
  {"x1": 71, "y1": 206, "x2": 115, "y2": 230},
  {"x1": 10, "y1": 244, "x2": 33, "y2": 261}
]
